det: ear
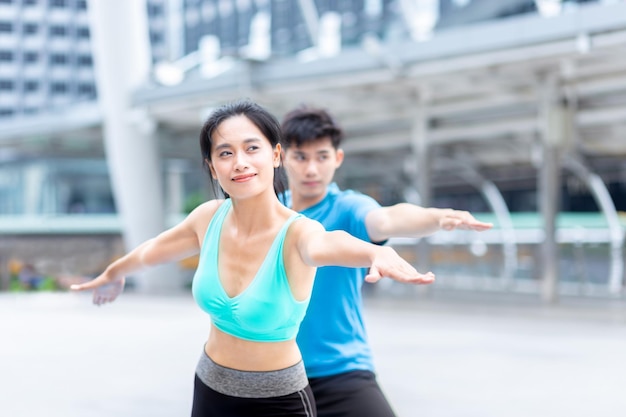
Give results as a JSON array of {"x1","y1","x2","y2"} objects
[
  {"x1": 273, "y1": 143, "x2": 282, "y2": 168},
  {"x1": 335, "y1": 148, "x2": 345, "y2": 168},
  {"x1": 206, "y1": 158, "x2": 217, "y2": 179}
]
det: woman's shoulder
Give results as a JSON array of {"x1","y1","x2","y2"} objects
[
  {"x1": 185, "y1": 199, "x2": 227, "y2": 231},
  {"x1": 189, "y1": 199, "x2": 226, "y2": 216},
  {"x1": 288, "y1": 215, "x2": 324, "y2": 237}
]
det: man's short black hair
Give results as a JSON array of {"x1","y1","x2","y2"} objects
[{"x1": 281, "y1": 105, "x2": 343, "y2": 150}]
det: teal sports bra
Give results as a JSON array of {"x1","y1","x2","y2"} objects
[{"x1": 192, "y1": 199, "x2": 310, "y2": 342}]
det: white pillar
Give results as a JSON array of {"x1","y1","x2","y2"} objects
[
  {"x1": 88, "y1": 0, "x2": 178, "y2": 292},
  {"x1": 410, "y1": 89, "x2": 432, "y2": 296},
  {"x1": 166, "y1": 159, "x2": 187, "y2": 215},
  {"x1": 538, "y1": 74, "x2": 563, "y2": 304}
]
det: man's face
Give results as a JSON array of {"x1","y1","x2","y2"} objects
[{"x1": 282, "y1": 137, "x2": 344, "y2": 205}]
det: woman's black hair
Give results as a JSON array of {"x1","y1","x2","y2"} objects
[{"x1": 199, "y1": 99, "x2": 287, "y2": 198}]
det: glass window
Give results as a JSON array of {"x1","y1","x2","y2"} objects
[
  {"x1": 23, "y1": 23, "x2": 38, "y2": 34},
  {"x1": 50, "y1": 81, "x2": 68, "y2": 93},
  {"x1": 49, "y1": 53, "x2": 67, "y2": 65},
  {"x1": 76, "y1": 55, "x2": 92, "y2": 66},
  {"x1": 76, "y1": 26, "x2": 90, "y2": 38},
  {"x1": 0, "y1": 51, "x2": 13, "y2": 61},
  {"x1": 150, "y1": 31, "x2": 163, "y2": 44},
  {"x1": 24, "y1": 80, "x2": 39, "y2": 91},
  {"x1": 49, "y1": 25, "x2": 67, "y2": 37},
  {"x1": 0, "y1": 168, "x2": 23, "y2": 214},
  {"x1": 0, "y1": 22, "x2": 13, "y2": 33},
  {"x1": 23, "y1": 51, "x2": 39, "y2": 62},
  {"x1": 78, "y1": 83, "x2": 95, "y2": 95},
  {"x1": 148, "y1": 3, "x2": 163, "y2": 16},
  {"x1": 50, "y1": 160, "x2": 116, "y2": 214},
  {"x1": 0, "y1": 80, "x2": 14, "y2": 90}
]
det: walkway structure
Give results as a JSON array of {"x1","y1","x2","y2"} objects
[
  {"x1": 132, "y1": 1, "x2": 626, "y2": 301},
  {"x1": 1, "y1": 1, "x2": 625, "y2": 300}
]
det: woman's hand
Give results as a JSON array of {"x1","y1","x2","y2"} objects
[
  {"x1": 364, "y1": 246, "x2": 435, "y2": 284},
  {"x1": 70, "y1": 273, "x2": 125, "y2": 306}
]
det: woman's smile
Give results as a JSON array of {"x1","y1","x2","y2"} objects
[{"x1": 232, "y1": 173, "x2": 257, "y2": 182}]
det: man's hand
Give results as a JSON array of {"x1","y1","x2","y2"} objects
[{"x1": 438, "y1": 210, "x2": 493, "y2": 232}]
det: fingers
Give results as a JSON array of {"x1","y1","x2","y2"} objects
[
  {"x1": 94, "y1": 293, "x2": 106, "y2": 306},
  {"x1": 71, "y1": 276, "x2": 124, "y2": 306},
  {"x1": 441, "y1": 215, "x2": 493, "y2": 231},
  {"x1": 70, "y1": 274, "x2": 116, "y2": 291},
  {"x1": 440, "y1": 218, "x2": 462, "y2": 231},
  {"x1": 92, "y1": 280, "x2": 124, "y2": 305},
  {"x1": 412, "y1": 272, "x2": 435, "y2": 284},
  {"x1": 365, "y1": 266, "x2": 383, "y2": 283},
  {"x1": 365, "y1": 263, "x2": 436, "y2": 285},
  {"x1": 70, "y1": 280, "x2": 100, "y2": 291},
  {"x1": 365, "y1": 272, "x2": 435, "y2": 284},
  {"x1": 389, "y1": 270, "x2": 435, "y2": 284},
  {"x1": 93, "y1": 292, "x2": 118, "y2": 306}
]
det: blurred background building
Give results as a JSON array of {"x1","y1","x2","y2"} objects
[{"x1": 0, "y1": 0, "x2": 625, "y2": 300}]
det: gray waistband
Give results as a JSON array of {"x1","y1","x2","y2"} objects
[{"x1": 195, "y1": 349, "x2": 308, "y2": 398}]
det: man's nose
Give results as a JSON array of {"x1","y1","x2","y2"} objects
[{"x1": 305, "y1": 160, "x2": 318, "y2": 175}]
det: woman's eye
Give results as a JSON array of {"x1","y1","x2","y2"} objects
[
  {"x1": 219, "y1": 151, "x2": 231, "y2": 157},
  {"x1": 247, "y1": 145, "x2": 259, "y2": 152}
]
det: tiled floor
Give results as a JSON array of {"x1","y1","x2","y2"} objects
[{"x1": 2, "y1": 291, "x2": 625, "y2": 417}]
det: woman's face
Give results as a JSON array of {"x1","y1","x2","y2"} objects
[{"x1": 208, "y1": 115, "x2": 281, "y2": 199}]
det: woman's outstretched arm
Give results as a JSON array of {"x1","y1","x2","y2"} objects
[
  {"x1": 71, "y1": 200, "x2": 220, "y2": 304},
  {"x1": 295, "y1": 218, "x2": 435, "y2": 285}
]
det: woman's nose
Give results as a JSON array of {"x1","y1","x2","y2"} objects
[{"x1": 233, "y1": 153, "x2": 249, "y2": 170}]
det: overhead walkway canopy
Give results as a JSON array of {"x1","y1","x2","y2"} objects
[
  {"x1": 2, "y1": 1, "x2": 624, "y2": 183},
  {"x1": 133, "y1": 1, "x2": 626, "y2": 301},
  {"x1": 2, "y1": 1, "x2": 625, "y2": 300},
  {"x1": 131, "y1": 1, "x2": 626, "y2": 175}
]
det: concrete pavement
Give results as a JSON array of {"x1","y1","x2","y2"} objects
[{"x1": 2, "y1": 290, "x2": 626, "y2": 417}]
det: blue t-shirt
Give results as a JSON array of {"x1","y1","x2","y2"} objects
[{"x1": 282, "y1": 183, "x2": 382, "y2": 377}]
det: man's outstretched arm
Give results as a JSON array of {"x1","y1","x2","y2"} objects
[{"x1": 365, "y1": 203, "x2": 493, "y2": 242}]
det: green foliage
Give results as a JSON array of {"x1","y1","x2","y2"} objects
[
  {"x1": 9, "y1": 278, "x2": 23, "y2": 292},
  {"x1": 39, "y1": 277, "x2": 59, "y2": 291},
  {"x1": 8, "y1": 274, "x2": 58, "y2": 292},
  {"x1": 184, "y1": 191, "x2": 207, "y2": 214}
]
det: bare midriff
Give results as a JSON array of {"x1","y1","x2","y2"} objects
[{"x1": 204, "y1": 324, "x2": 302, "y2": 371}]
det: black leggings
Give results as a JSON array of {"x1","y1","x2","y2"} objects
[
  {"x1": 191, "y1": 374, "x2": 316, "y2": 417},
  {"x1": 309, "y1": 370, "x2": 396, "y2": 417}
]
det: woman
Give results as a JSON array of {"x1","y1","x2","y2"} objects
[{"x1": 71, "y1": 99, "x2": 435, "y2": 416}]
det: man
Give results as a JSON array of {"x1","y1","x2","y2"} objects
[{"x1": 280, "y1": 106, "x2": 492, "y2": 417}]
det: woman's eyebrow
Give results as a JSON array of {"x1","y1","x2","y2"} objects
[{"x1": 214, "y1": 138, "x2": 262, "y2": 151}]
